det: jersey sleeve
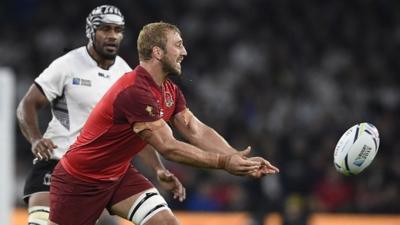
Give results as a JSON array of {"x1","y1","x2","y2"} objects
[
  {"x1": 34, "y1": 58, "x2": 68, "y2": 102},
  {"x1": 173, "y1": 86, "x2": 187, "y2": 115},
  {"x1": 114, "y1": 86, "x2": 162, "y2": 125}
]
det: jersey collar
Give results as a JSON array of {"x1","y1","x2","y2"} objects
[
  {"x1": 136, "y1": 65, "x2": 164, "y2": 91},
  {"x1": 84, "y1": 46, "x2": 116, "y2": 70}
]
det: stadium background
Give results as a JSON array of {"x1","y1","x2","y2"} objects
[{"x1": 1, "y1": 0, "x2": 399, "y2": 224}]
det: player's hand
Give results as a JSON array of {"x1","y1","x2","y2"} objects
[
  {"x1": 31, "y1": 138, "x2": 57, "y2": 161},
  {"x1": 156, "y1": 169, "x2": 186, "y2": 202},
  {"x1": 223, "y1": 147, "x2": 262, "y2": 176},
  {"x1": 247, "y1": 157, "x2": 279, "y2": 178}
]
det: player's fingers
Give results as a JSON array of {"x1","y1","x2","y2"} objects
[
  {"x1": 165, "y1": 173, "x2": 174, "y2": 181},
  {"x1": 38, "y1": 144, "x2": 51, "y2": 160},
  {"x1": 173, "y1": 187, "x2": 183, "y2": 201},
  {"x1": 268, "y1": 167, "x2": 279, "y2": 173},
  {"x1": 33, "y1": 148, "x2": 44, "y2": 159},
  {"x1": 171, "y1": 176, "x2": 182, "y2": 191},
  {"x1": 35, "y1": 143, "x2": 47, "y2": 152},
  {"x1": 174, "y1": 178, "x2": 185, "y2": 200},
  {"x1": 180, "y1": 187, "x2": 186, "y2": 202},
  {"x1": 241, "y1": 159, "x2": 261, "y2": 168},
  {"x1": 265, "y1": 162, "x2": 280, "y2": 172},
  {"x1": 236, "y1": 160, "x2": 261, "y2": 171},
  {"x1": 258, "y1": 168, "x2": 273, "y2": 175},
  {"x1": 233, "y1": 165, "x2": 259, "y2": 174},
  {"x1": 36, "y1": 149, "x2": 49, "y2": 160},
  {"x1": 233, "y1": 165, "x2": 258, "y2": 174},
  {"x1": 51, "y1": 142, "x2": 58, "y2": 148},
  {"x1": 43, "y1": 149, "x2": 52, "y2": 160},
  {"x1": 237, "y1": 163, "x2": 260, "y2": 173},
  {"x1": 37, "y1": 152, "x2": 43, "y2": 160},
  {"x1": 39, "y1": 143, "x2": 52, "y2": 157},
  {"x1": 160, "y1": 170, "x2": 174, "y2": 181},
  {"x1": 158, "y1": 173, "x2": 167, "y2": 181},
  {"x1": 261, "y1": 166, "x2": 279, "y2": 174},
  {"x1": 238, "y1": 146, "x2": 252, "y2": 157},
  {"x1": 43, "y1": 141, "x2": 55, "y2": 152},
  {"x1": 258, "y1": 158, "x2": 269, "y2": 165}
]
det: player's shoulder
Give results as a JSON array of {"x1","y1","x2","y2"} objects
[
  {"x1": 117, "y1": 66, "x2": 150, "y2": 91},
  {"x1": 40, "y1": 47, "x2": 82, "y2": 75},
  {"x1": 114, "y1": 56, "x2": 131, "y2": 71},
  {"x1": 49, "y1": 46, "x2": 85, "y2": 66},
  {"x1": 113, "y1": 66, "x2": 155, "y2": 100},
  {"x1": 60, "y1": 46, "x2": 85, "y2": 59}
]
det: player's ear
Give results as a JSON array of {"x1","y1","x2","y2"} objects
[{"x1": 152, "y1": 46, "x2": 163, "y2": 60}]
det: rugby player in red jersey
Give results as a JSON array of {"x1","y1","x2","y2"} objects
[
  {"x1": 17, "y1": 5, "x2": 184, "y2": 225},
  {"x1": 49, "y1": 22, "x2": 279, "y2": 225}
]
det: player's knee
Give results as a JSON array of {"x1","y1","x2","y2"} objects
[
  {"x1": 127, "y1": 188, "x2": 173, "y2": 225},
  {"x1": 161, "y1": 215, "x2": 179, "y2": 225},
  {"x1": 28, "y1": 206, "x2": 50, "y2": 225},
  {"x1": 142, "y1": 212, "x2": 179, "y2": 225},
  {"x1": 48, "y1": 220, "x2": 59, "y2": 225}
]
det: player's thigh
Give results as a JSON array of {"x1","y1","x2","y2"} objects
[
  {"x1": 49, "y1": 163, "x2": 112, "y2": 225},
  {"x1": 29, "y1": 192, "x2": 116, "y2": 225},
  {"x1": 24, "y1": 160, "x2": 57, "y2": 225},
  {"x1": 23, "y1": 159, "x2": 58, "y2": 204},
  {"x1": 108, "y1": 165, "x2": 154, "y2": 215},
  {"x1": 29, "y1": 192, "x2": 50, "y2": 207}
]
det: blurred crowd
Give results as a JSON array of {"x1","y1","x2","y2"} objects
[{"x1": 1, "y1": 0, "x2": 399, "y2": 223}]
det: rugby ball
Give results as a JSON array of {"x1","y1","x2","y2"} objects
[{"x1": 334, "y1": 122, "x2": 380, "y2": 175}]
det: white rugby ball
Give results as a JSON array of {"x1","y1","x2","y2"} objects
[{"x1": 334, "y1": 122, "x2": 380, "y2": 175}]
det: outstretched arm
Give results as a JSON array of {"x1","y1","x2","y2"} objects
[
  {"x1": 16, "y1": 84, "x2": 57, "y2": 160},
  {"x1": 171, "y1": 109, "x2": 237, "y2": 154},
  {"x1": 171, "y1": 109, "x2": 279, "y2": 177},
  {"x1": 136, "y1": 145, "x2": 186, "y2": 201},
  {"x1": 134, "y1": 119, "x2": 261, "y2": 176}
]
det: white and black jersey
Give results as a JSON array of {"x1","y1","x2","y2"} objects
[{"x1": 35, "y1": 46, "x2": 131, "y2": 159}]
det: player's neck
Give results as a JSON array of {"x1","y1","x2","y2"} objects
[
  {"x1": 140, "y1": 61, "x2": 167, "y2": 87},
  {"x1": 87, "y1": 44, "x2": 115, "y2": 70}
]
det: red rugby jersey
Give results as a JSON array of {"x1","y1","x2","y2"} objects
[{"x1": 61, "y1": 65, "x2": 186, "y2": 181}]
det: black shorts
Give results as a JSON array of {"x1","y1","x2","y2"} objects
[{"x1": 23, "y1": 159, "x2": 59, "y2": 204}]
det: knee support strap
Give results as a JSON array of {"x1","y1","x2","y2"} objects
[
  {"x1": 28, "y1": 206, "x2": 50, "y2": 225},
  {"x1": 127, "y1": 188, "x2": 170, "y2": 225}
]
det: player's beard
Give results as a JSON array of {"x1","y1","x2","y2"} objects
[
  {"x1": 160, "y1": 55, "x2": 181, "y2": 76},
  {"x1": 93, "y1": 38, "x2": 119, "y2": 60}
]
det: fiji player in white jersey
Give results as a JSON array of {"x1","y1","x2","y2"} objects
[{"x1": 17, "y1": 5, "x2": 185, "y2": 225}]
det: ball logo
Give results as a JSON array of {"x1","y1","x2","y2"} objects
[{"x1": 353, "y1": 144, "x2": 372, "y2": 167}]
